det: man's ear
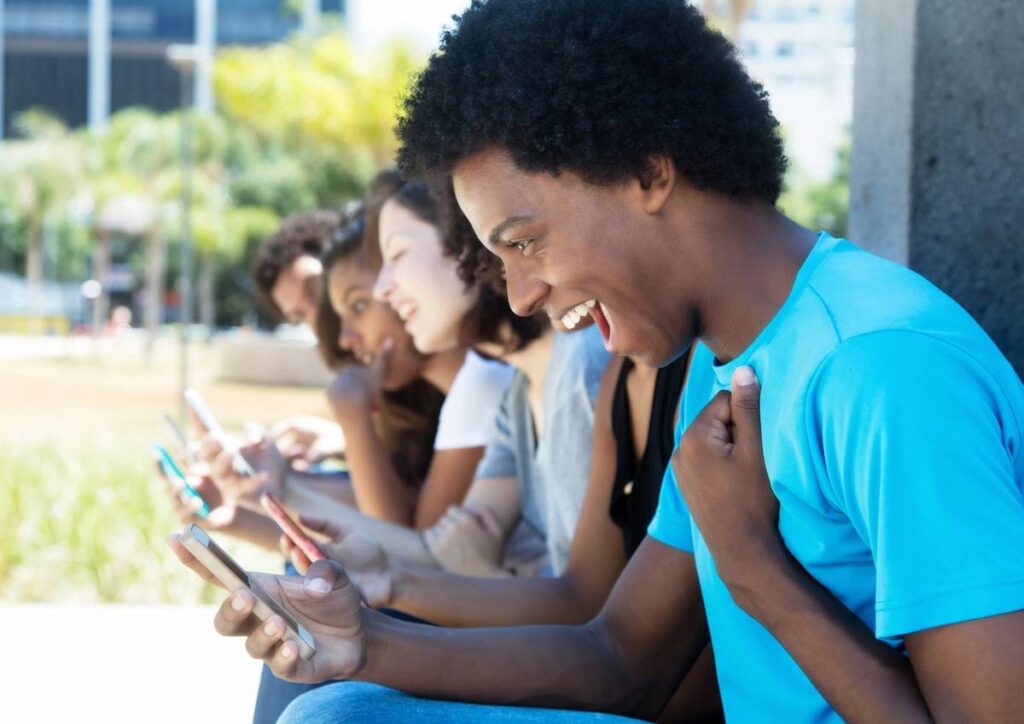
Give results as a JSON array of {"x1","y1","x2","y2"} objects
[{"x1": 636, "y1": 155, "x2": 677, "y2": 215}]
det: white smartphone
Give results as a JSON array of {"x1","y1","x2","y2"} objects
[
  {"x1": 183, "y1": 388, "x2": 257, "y2": 477},
  {"x1": 179, "y1": 523, "x2": 316, "y2": 661}
]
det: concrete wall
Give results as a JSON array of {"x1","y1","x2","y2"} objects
[
  {"x1": 217, "y1": 334, "x2": 334, "y2": 388},
  {"x1": 850, "y1": 0, "x2": 1024, "y2": 373}
]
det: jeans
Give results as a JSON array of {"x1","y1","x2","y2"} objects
[
  {"x1": 253, "y1": 667, "x2": 327, "y2": 724},
  {"x1": 278, "y1": 682, "x2": 646, "y2": 723},
  {"x1": 252, "y1": 562, "x2": 328, "y2": 724}
]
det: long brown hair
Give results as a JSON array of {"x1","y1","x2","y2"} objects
[{"x1": 314, "y1": 200, "x2": 443, "y2": 487}]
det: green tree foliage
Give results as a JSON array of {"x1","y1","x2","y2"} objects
[
  {"x1": 0, "y1": 111, "x2": 85, "y2": 287},
  {"x1": 779, "y1": 133, "x2": 851, "y2": 239}
]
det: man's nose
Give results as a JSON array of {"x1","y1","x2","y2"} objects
[{"x1": 504, "y1": 263, "x2": 549, "y2": 317}]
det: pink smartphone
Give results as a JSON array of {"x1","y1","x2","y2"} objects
[
  {"x1": 260, "y1": 493, "x2": 326, "y2": 564},
  {"x1": 179, "y1": 523, "x2": 316, "y2": 660}
]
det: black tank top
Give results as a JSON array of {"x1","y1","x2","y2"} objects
[{"x1": 609, "y1": 351, "x2": 690, "y2": 558}]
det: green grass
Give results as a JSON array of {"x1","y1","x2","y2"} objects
[
  {"x1": 0, "y1": 342, "x2": 323, "y2": 603},
  {"x1": 0, "y1": 441, "x2": 281, "y2": 603}
]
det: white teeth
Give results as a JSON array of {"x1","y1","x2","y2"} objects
[{"x1": 560, "y1": 299, "x2": 596, "y2": 330}]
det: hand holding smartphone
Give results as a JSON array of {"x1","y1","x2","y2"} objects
[
  {"x1": 154, "y1": 443, "x2": 211, "y2": 518},
  {"x1": 183, "y1": 387, "x2": 257, "y2": 477},
  {"x1": 260, "y1": 493, "x2": 326, "y2": 564},
  {"x1": 179, "y1": 523, "x2": 316, "y2": 660}
]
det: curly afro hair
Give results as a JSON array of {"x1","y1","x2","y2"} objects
[
  {"x1": 397, "y1": 0, "x2": 787, "y2": 203},
  {"x1": 251, "y1": 210, "x2": 342, "y2": 319}
]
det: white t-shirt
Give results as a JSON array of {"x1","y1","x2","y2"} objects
[{"x1": 433, "y1": 351, "x2": 515, "y2": 450}]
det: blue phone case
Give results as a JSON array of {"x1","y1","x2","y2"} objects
[{"x1": 153, "y1": 444, "x2": 211, "y2": 518}]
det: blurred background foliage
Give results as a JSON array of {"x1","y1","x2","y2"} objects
[{"x1": 0, "y1": 30, "x2": 419, "y2": 329}]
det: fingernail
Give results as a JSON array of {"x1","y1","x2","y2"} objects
[
  {"x1": 307, "y1": 578, "x2": 330, "y2": 594},
  {"x1": 280, "y1": 644, "x2": 294, "y2": 659},
  {"x1": 733, "y1": 366, "x2": 757, "y2": 387},
  {"x1": 263, "y1": 619, "x2": 279, "y2": 636},
  {"x1": 231, "y1": 592, "x2": 247, "y2": 612}
]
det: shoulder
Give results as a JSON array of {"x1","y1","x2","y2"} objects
[
  {"x1": 809, "y1": 330, "x2": 1023, "y2": 443},
  {"x1": 451, "y1": 351, "x2": 515, "y2": 401},
  {"x1": 553, "y1": 326, "x2": 613, "y2": 400}
]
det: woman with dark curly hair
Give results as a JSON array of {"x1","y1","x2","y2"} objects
[{"x1": 176, "y1": 1, "x2": 1024, "y2": 722}]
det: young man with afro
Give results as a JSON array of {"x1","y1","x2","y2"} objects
[{"x1": 173, "y1": 1, "x2": 1024, "y2": 721}]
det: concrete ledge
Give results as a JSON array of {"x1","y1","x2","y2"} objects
[{"x1": 217, "y1": 333, "x2": 333, "y2": 388}]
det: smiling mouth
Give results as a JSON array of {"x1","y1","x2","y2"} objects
[
  {"x1": 556, "y1": 299, "x2": 596, "y2": 330},
  {"x1": 590, "y1": 301, "x2": 611, "y2": 345},
  {"x1": 396, "y1": 302, "x2": 417, "y2": 324}
]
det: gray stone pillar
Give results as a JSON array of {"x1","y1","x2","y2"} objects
[{"x1": 850, "y1": 0, "x2": 1024, "y2": 374}]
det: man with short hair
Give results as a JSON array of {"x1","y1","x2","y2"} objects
[
  {"x1": 172, "y1": 1, "x2": 1024, "y2": 721},
  {"x1": 251, "y1": 211, "x2": 341, "y2": 327}
]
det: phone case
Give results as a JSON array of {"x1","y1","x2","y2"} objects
[
  {"x1": 260, "y1": 493, "x2": 326, "y2": 563},
  {"x1": 179, "y1": 524, "x2": 316, "y2": 660},
  {"x1": 154, "y1": 445, "x2": 211, "y2": 518}
]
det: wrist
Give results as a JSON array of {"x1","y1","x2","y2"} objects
[
  {"x1": 331, "y1": 396, "x2": 374, "y2": 425},
  {"x1": 719, "y1": 541, "x2": 799, "y2": 623},
  {"x1": 388, "y1": 561, "x2": 410, "y2": 609},
  {"x1": 349, "y1": 608, "x2": 388, "y2": 682}
]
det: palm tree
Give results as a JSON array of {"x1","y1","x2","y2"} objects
[{"x1": 0, "y1": 112, "x2": 83, "y2": 290}]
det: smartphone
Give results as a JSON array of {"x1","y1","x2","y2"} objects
[
  {"x1": 161, "y1": 413, "x2": 195, "y2": 465},
  {"x1": 154, "y1": 444, "x2": 211, "y2": 518},
  {"x1": 260, "y1": 493, "x2": 326, "y2": 564},
  {"x1": 179, "y1": 523, "x2": 316, "y2": 661},
  {"x1": 183, "y1": 388, "x2": 257, "y2": 477}
]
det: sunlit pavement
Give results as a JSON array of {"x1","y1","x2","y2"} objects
[
  {"x1": 0, "y1": 334, "x2": 136, "y2": 360},
  {"x1": 1, "y1": 604, "x2": 263, "y2": 723}
]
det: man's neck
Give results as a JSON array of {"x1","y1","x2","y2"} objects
[{"x1": 677, "y1": 202, "x2": 818, "y2": 364}]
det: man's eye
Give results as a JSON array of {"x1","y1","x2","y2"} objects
[{"x1": 509, "y1": 238, "x2": 532, "y2": 254}]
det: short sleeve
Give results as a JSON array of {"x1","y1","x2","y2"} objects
[
  {"x1": 434, "y1": 353, "x2": 515, "y2": 450},
  {"x1": 810, "y1": 331, "x2": 1024, "y2": 638},
  {"x1": 647, "y1": 417, "x2": 696, "y2": 552},
  {"x1": 473, "y1": 377, "x2": 519, "y2": 479}
]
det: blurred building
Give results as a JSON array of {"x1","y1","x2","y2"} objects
[
  {"x1": 1, "y1": 0, "x2": 346, "y2": 136},
  {"x1": 734, "y1": 0, "x2": 856, "y2": 179}
]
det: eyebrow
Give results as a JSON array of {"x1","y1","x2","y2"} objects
[
  {"x1": 487, "y1": 215, "x2": 535, "y2": 247},
  {"x1": 342, "y1": 285, "x2": 364, "y2": 305}
]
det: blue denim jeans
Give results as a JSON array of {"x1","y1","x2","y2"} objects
[
  {"x1": 278, "y1": 682, "x2": 646, "y2": 723},
  {"x1": 252, "y1": 558, "x2": 432, "y2": 723},
  {"x1": 251, "y1": 563, "x2": 325, "y2": 724}
]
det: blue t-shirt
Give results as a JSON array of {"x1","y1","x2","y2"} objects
[{"x1": 649, "y1": 233, "x2": 1024, "y2": 722}]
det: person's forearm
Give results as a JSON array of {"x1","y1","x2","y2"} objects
[
  {"x1": 279, "y1": 482, "x2": 437, "y2": 568},
  {"x1": 218, "y1": 507, "x2": 284, "y2": 552},
  {"x1": 355, "y1": 611, "x2": 654, "y2": 717},
  {"x1": 286, "y1": 469, "x2": 356, "y2": 507},
  {"x1": 727, "y1": 548, "x2": 932, "y2": 724},
  {"x1": 334, "y1": 404, "x2": 417, "y2": 526},
  {"x1": 392, "y1": 567, "x2": 598, "y2": 627}
]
